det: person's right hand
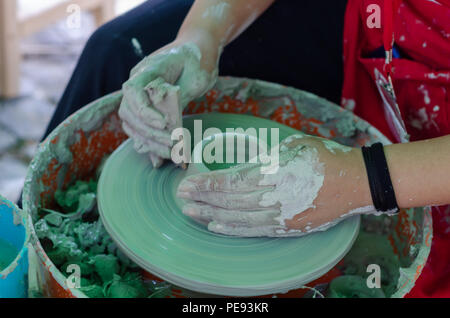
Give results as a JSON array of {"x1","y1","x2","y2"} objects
[
  {"x1": 177, "y1": 134, "x2": 374, "y2": 237},
  {"x1": 119, "y1": 36, "x2": 219, "y2": 168}
]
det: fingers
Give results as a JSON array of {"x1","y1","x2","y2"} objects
[
  {"x1": 149, "y1": 153, "x2": 164, "y2": 169},
  {"x1": 121, "y1": 42, "x2": 218, "y2": 174},
  {"x1": 146, "y1": 78, "x2": 182, "y2": 130},
  {"x1": 178, "y1": 165, "x2": 270, "y2": 193},
  {"x1": 176, "y1": 164, "x2": 276, "y2": 210},
  {"x1": 182, "y1": 202, "x2": 280, "y2": 227},
  {"x1": 208, "y1": 222, "x2": 304, "y2": 238},
  {"x1": 122, "y1": 78, "x2": 166, "y2": 130},
  {"x1": 122, "y1": 122, "x2": 171, "y2": 159},
  {"x1": 119, "y1": 102, "x2": 173, "y2": 146},
  {"x1": 177, "y1": 186, "x2": 274, "y2": 210},
  {"x1": 120, "y1": 74, "x2": 181, "y2": 166}
]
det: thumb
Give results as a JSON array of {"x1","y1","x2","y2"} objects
[{"x1": 145, "y1": 78, "x2": 182, "y2": 131}]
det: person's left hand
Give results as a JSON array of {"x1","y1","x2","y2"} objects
[{"x1": 177, "y1": 134, "x2": 374, "y2": 237}]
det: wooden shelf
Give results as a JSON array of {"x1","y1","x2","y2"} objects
[{"x1": 0, "y1": 0, "x2": 115, "y2": 98}]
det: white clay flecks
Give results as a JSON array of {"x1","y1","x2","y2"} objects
[
  {"x1": 307, "y1": 220, "x2": 338, "y2": 233},
  {"x1": 279, "y1": 134, "x2": 305, "y2": 151},
  {"x1": 208, "y1": 223, "x2": 301, "y2": 238},
  {"x1": 131, "y1": 38, "x2": 144, "y2": 58},
  {"x1": 303, "y1": 205, "x2": 375, "y2": 234},
  {"x1": 345, "y1": 205, "x2": 376, "y2": 216},
  {"x1": 418, "y1": 84, "x2": 431, "y2": 105},
  {"x1": 321, "y1": 139, "x2": 352, "y2": 154},
  {"x1": 308, "y1": 205, "x2": 376, "y2": 233},
  {"x1": 275, "y1": 228, "x2": 303, "y2": 235},
  {"x1": 258, "y1": 148, "x2": 325, "y2": 226},
  {"x1": 426, "y1": 72, "x2": 450, "y2": 80},
  {"x1": 341, "y1": 98, "x2": 356, "y2": 111}
]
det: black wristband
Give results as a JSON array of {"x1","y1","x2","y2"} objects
[{"x1": 361, "y1": 142, "x2": 399, "y2": 214}]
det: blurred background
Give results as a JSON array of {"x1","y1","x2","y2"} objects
[{"x1": 0, "y1": 0, "x2": 146, "y2": 202}]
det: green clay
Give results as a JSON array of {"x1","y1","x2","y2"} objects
[
  {"x1": 330, "y1": 232, "x2": 400, "y2": 297},
  {"x1": 55, "y1": 180, "x2": 97, "y2": 212},
  {"x1": 327, "y1": 275, "x2": 385, "y2": 298},
  {"x1": 90, "y1": 254, "x2": 119, "y2": 283},
  {"x1": 0, "y1": 238, "x2": 18, "y2": 271},
  {"x1": 37, "y1": 180, "x2": 172, "y2": 298},
  {"x1": 104, "y1": 273, "x2": 147, "y2": 298},
  {"x1": 79, "y1": 284, "x2": 104, "y2": 298}
]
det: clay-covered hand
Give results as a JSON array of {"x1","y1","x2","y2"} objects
[
  {"x1": 119, "y1": 40, "x2": 218, "y2": 168},
  {"x1": 177, "y1": 134, "x2": 373, "y2": 237}
]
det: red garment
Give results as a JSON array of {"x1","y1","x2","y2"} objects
[{"x1": 342, "y1": 0, "x2": 450, "y2": 297}]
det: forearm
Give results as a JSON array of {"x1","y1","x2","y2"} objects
[
  {"x1": 383, "y1": 135, "x2": 450, "y2": 208},
  {"x1": 177, "y1": 0, "x2": 274, "y2": 62}
]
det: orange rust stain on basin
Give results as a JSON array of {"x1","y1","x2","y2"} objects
[
  {"x1": 185, "y1": 92, "x2": 261, "y2": 116},
  {"x1": 63, "y1": 115, "x2": 127, "y2": 186},
  {"x1": 387, "y1": 209, "x2": 422, "y2": 258},
  {"x1": 40, "y1": 158, "x2": 62, "y2": 207},
  {"x1": 272, "y1": 105, "x2": 326, "y2": 138},
  {"x1": 39, "y1": 113, "x2": 127, "y2": 208},
  {"x1": 41, "y1": 264, "x2": 76, "y2": 298},
  {"x1": 185, "y1": 89, "x2": 331, "y2": 138}
]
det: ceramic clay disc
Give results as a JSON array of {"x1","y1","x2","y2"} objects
[{"x1": 98, "y1": 113, "x2": 360, "y2": 296}]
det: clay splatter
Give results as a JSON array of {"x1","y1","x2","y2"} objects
[{"x1": 131, "y1": 38, "x2": 144, "y2": 58}]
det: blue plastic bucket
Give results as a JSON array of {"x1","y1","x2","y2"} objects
[{"x1": 0, "y1": 195, "x2": 29, "y2": 298}]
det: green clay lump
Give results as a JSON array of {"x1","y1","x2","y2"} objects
[
  {"x1": 327, "y1": 275, "x2": 385, "y2": 298},
  {"x1": 37, "y1": 179, "x2": 172, "y2": 298},
  {"x1": 327, "y1": 231, "x2": 400, "y2": 298}
]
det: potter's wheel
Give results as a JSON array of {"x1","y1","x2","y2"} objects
[{"x1": 98, "y1": 113, "x2": 360, "y2": 296}]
